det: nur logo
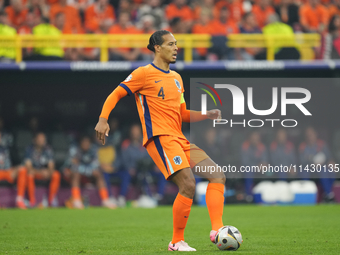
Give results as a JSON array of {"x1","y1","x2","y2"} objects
[
  {"x1": 196, "y1": 82, "x2": 223, "y2": 115},
  {"x1": 197, "y1": 82, "x2": 312, "y2": 128}
]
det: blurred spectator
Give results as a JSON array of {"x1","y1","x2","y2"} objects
[
  {"x1": 108, "y1": 11, "x2": 141, "y2": 61},
  {"x1": 27, "y1": 16, "x2": 64, "y2": 61},
  {"x1": 194, "y1": 0, "x2": 214, "y2": 21},
  {"x1": 167, "y1": 16, "x2": 186, "y2": 33},
  {"x1": 299, "y1": 127, "x2": 335, "y2": 202},
  {"x1": 269, "y1": 129, "x2": 297, "y2": 179},
  {"x1": 241, "y1": 131, "x2": 269, "y2": 201},
  {"x1": 137, "y1": 0, "x2": 167, "y2": 30},
  {"x1": 255, "y1": 13, "x2": 300, "y2": 60},
  {"x1": 50, "y1": 0, "x2": 83, "y2": 34},
  {"x1": 214, "y1": 0, "x2": 244, "y2": 25},
  {"x1": 68, "y1": 0, "x2": 93, "y2": 20},
  {"x1": 192, "y1": 9, "x2": 212, "y2": 59},
  {"x1": 27, "y1": 0, "x2": 49, "y2": 23},
  {"x1": 0, "y1": 11, "x2": 16, "y2": 61},
  {"x1": 300, "y1": 0, "x2": 328, "y2": 33},
  {"x1": 5, "y1": 0, "x2": 28, "y2": 30},
  {"x1": 328, "y1": 0, "x2": 340, "y2": 19},
  {"x1": 120, "y1": 124, "x2": 166, "y2": 206},
  {"x1": 119, "y1": 0, "x2": 137, "y2": 22},
  {"x1": 210, "y1": 6, "x2": 239, "y2": 35},
  {"x1": 322, "y1": 14, "x2": 340, "y2": 59},
  {"x1": 64, "y1": 135, "x2": 115, "y2": 209},
  {"x1": 165, "y1": 0, "x2": 194, "y2": 32},
  {"x1": 96, "y1": 134, "x2": 119, "y2": 198},
  {"x1": 0, "y1": 131, "x2": 27, "y2": 209},
  {"x1": 252, "y1": 0, "x2": 275, "y2": 28},
  {"x1": 84, "y1": 0, "x2": 115, "y2": 33},
  {"x1": 209, "y1": 7, "x2": 240, "y2": 59},
  {"x1": 97, "y1": 133, "x2": 130, "y2": 207},
  {"x1": 25, "y1": 132, "x2": 61, "y2": 207},
  {"x1": 53, "y1": 12, "x2": 83, "y2": 61},
  {"x1": 275, "y1": 0, "x2": 300, "y2": 28},
  {"x1": 165, "y1": 0, "x2": 193, "y2": 21},
  {"x1": 239, "y1": 12, "x2": 263, "y2": 60},
  {"x1": 139, "y1": 15, "x2": 156, "y2": 60},
  {"x1": 138, "y1": 14, "x2": 155, "y2": 35},
  {"x1": 18, "y1": 10, "x2": 35, "y2": 34}
]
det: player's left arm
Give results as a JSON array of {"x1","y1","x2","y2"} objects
[{"x1": 180, "y1": 93, "x2": 221, "y2": 123}]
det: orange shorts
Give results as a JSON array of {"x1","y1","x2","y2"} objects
[{"x1": 145, "y1": 135, "x2": 209, "y2": 180}]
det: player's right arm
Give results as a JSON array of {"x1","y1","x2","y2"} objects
[
  {"x1": 95, "y1": 67, "x2": 146, "y2": 145},
  {"x1": 95, "y1": 86, "x2": 128, "y2": 145}
]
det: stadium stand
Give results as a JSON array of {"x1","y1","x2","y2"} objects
[{"x1": 0, "y1": 0, "x2": 338, "y2": 61}]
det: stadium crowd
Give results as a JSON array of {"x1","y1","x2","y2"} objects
[
  {"x1": 0, "y1": 116, "x2": 337, "y2": 209},
  {"x1": 1, "y1": 0, "x2": 340, "y2": 60}
]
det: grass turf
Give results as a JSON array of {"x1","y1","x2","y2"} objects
[{"x1": 0, "y1": 205, "x2": 339, "y2": 254}]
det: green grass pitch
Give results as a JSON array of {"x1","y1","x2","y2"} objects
[{"x1": 0, "y1": 205, "x2": 339, "y2": 254}]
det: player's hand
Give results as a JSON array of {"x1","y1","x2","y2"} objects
[
  {"x1": 95, "y1": 117, "x2": 110, "y2": 145},
  {"x1": 207, "y1": 109, "x2": 222, "y2": 122}
]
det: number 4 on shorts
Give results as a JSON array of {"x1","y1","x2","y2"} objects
[{"x1": 158, "y1": 87, "x2": 165, "y2": 99}]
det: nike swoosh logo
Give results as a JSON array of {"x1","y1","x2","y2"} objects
[{"x1": 155, "y1": 80, "x2": 162, "y2": 83}]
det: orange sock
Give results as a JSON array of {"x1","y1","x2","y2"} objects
[
  {"x1": 0, "y1": 170, "x2": 13, "y2": 183},
  {"x1": 172, "y1": 193, "x2": 193, "y2": 244},
  {"x1": 206, "y1": 183, "x2": 225, "y2": 231},
  {"x1": 99, "y1": 187, "x2": 109, "y2": 200},
  {"x1": 27, "y1": 175, "x2": 36, "y2": 205},
  {"x1": 72, "y1": 187, "x2": 81, "y2": 200},
  {"x1": 49, "y1": 171, "x2": 60, "y2": 203},
  {"x1": 17, "y1": 167, "x2": 27, "y2": 198}
]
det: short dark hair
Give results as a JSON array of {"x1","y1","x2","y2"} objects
[{"x1": 147, "y1": 30, "x2": 171, "y2": 52}]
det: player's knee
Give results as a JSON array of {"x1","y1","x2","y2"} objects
[{"x1": 181, "y1": 178, "x2": 196, "y2": 198}]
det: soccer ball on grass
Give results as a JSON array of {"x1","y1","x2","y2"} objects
[{"x1": 215, "y1": 225, "x2": 243, "y2": 251}]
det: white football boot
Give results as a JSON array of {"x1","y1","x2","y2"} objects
[{"x1": 168, "y1": 241, "x2": 196, "y2": 251}]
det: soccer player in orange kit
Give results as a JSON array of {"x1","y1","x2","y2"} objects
[{"x1": 95, "y1": 30, "x2": 226, "y2": 251}]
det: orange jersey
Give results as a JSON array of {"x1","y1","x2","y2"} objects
[
  {"x1": 252, "y1": 5, "x2": 275, "y2": 28},
  {"x1": 192, "y1": 23, "x2": 212, "y2": 56},
  {"x1": 5, "y1": 6, "x2": 28, "y2": 28},
  {"x1": 84, "y1": 4, "x2": 115, "y2": 33},
  {"x1": 119, "y1": 63, "x2": 186, "y2": 146},
  {"x1": 300, "y1": 4, "x2": 329, "y2": 30},
  {"x1": 328, "y1": 5, "x2": 340, "y2": 20},
  {"x1": 209, "y1": 19, "x2": 240, "y2": 35},
  {"x1": 165, "y1": 3, "x2": 194, "y2": 21},
  {"x1": 214, "y1": 0, "x2": 244, "y2": 24},
  {"x1": 50, "y1": 4, "x2": 83, "y2": 34}
]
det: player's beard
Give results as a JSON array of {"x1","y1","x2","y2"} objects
[{"x1": 170, "y1": 60, "x2": 176, "y2": 64}]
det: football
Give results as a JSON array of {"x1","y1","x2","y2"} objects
[{"x1": 215, "y1": 226, "x2": 243, "y2": 251}]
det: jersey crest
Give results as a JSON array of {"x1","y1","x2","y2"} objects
[
  {"x1": 174, "y1": 79, "x2": 181, "y2": 90},
  {"x1": 173, "y1": 156, "x2": 182, "y2": 165}
]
